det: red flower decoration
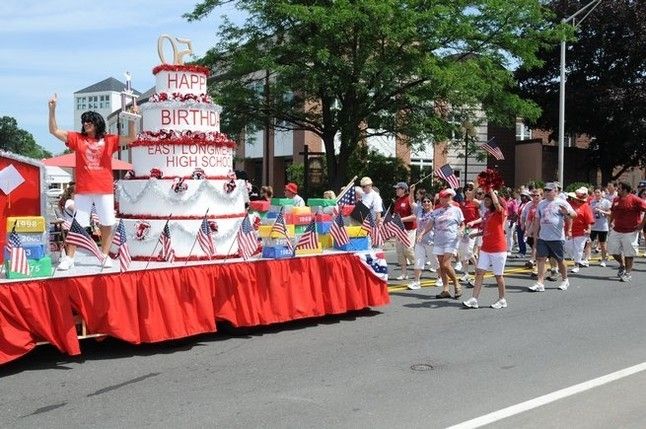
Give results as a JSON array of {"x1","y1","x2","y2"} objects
[
  {"x1": 208, "y1": 221, "x2": 219, "y2": 233},
  {"x1": 477, "y1": 169, "x2": 504, "y2": 192},
  {"x1": 150, "y1": 168, "x2": 163, "y2": 179},
  {"x1": 152, "y1": 64, "x2": 211, "y2": 75}
]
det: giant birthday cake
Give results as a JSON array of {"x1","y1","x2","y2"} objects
[{"x1": 116, "y1": 64, "x2": 247, "y2": 260}]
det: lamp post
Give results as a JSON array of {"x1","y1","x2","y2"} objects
[{"x1": 558, "y1": 0, "x2": 603, "y2": 185}]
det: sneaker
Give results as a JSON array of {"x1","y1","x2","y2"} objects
[
  {"x1": 466, "y1": 278, "x2": 475, "y2": 288},
  {"x1": 436, "y1": 290, "x2": 451, "y2": 299},
  {"x1": 619, "y1": 274, "x2": 632, "y2": 283},
  {"x1": 436, "y1": 278, "x2": 444, "y2": 287},
  {"x1": 459, "y1": 273, "x2": 470, "y2": 283},
  {"x1": 102, "y1": 255, "x2": 113, "y2": 268},
  {"x1": 571, "y1": 266, "x2": 580, "y2": 274},
  {"x1": 599, "y1": 260, "x2": 607, "y2": 267},
  {"x1": 528, "y1": 283, "x2": 545, "y2": 292},
  {"x1": 462, "y1": 297, "x2": 478, "y2": 309},
  {"x1": 454, "y1": 261, "x2": 463, "y2": 272},
  {"x1": 547, "y1": 270, "x2": 558, "y2": 281},
  {"x1": 57, "y1": 255, "x2": 75, "y2": 271},
  {"x1": 617, "y1": 266, "x2": 625, "y2": 278},
  {"x1": 428, "y1": 267, "x2": 437, "y2": 273},
  {"x1": 395, "y1": 274, "x2": 409, "y2": 281},
  {"x1": 579, "y1": 260, "x2": 590, "y2": 267},
  {"x1": 407, "y1": 281, "x2": 421, "y2": 290},
  {"x1": 558, "y1": 278, "x2": 569, "y2": 290},
  {"x1": 490, "y1": 298, "x2": 507, "y2": 309}
]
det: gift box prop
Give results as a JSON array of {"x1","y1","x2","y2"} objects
[{"x1": 4, "y1": 217, "x2": 53, "y2": 279}]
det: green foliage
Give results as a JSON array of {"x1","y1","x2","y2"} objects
[
  {"x1": 187, "y1": 0, "x2": 561, "y2": 189},
  {"x1": 0, "y1": 116, "x2": 51, "y2": 159},
  {"x1": 347, "y1": 146, "x2": 410, "y2": 207},
  {"x1": 565, "y1": 181, "x2": 594, "y2": 193},
  {"x1": 286, "y1": 162, "x2": 304, "y2": 189},
  {"x1": 526, "y1": 179, "x2": 545, "y2": 190}
]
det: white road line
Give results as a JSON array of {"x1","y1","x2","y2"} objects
[{"x1": 446, "y1": 362, "x2": 646, "y2": 429}]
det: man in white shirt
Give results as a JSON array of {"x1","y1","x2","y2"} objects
[
  {"x1": 359, "y1": 176, "x2": 383, "y2": 223},
  {"x1": 284, "y1": 182, "x2": 305, "y2": 207}
]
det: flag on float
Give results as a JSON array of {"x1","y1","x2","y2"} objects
[
  {"x1": 237, "y1": 215, "x2": 259, "y2": 259},
  {"x1": 158, "y1": 221, "x2": 176, "y2": 263},
  {"x1": 361, "y1": 211, "x2": 383, "y2": 247},
  {"x1": 6, "y1": 225, "x2": 29, "y2": 276},
  {"x1": 111, "y1": 219, "x2": 131, "y2": 272},
  {"x1": 271, "y1": 207, "x2": 293, "y2": 252},
  {"x1": 90, "y1": 203, "x2": 100, "y2": 226},
  {"x1": 295, "y1": 219, "x2": 319, "y2": 251},
  {"x1": 480, "y1": 137, "x2": 504, "y2": 161},
  {"x1": 383, "y1": 212, "x2": 411, "y2": 247},
  {"x1": 66, "y1": 217, "x2": 104, "y2": 261},
  {"x1": 197, "y1": 216, "x2": 216, "y2": 259},
  {"x1": 337, "y1": 185, "x2": 356, "y2": 207},
  {"x1": 330, "y1": 210, "x2": 350, "y2": 246},
  {"x1": 434, "y1": 164, "x2": 460, "y2": 189}
]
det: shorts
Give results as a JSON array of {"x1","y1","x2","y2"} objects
[
  {"x1": 589, "y1": 230, "x2": 608, "y2": 243},
  {"x1": 414, "y1": 243, "x2": 433, "y2": 270},
  {"x1": 536, "y1": 239, "x2": 565, "y2": 260},
  {"x1": 477, "y1": 251, "x2": 508, "y2": 276},
  {"x1": 74, "y1": 194, "x2": 116, "y2": 227},
  {"x1": 526, "y1": 236, "x2": 535, "y2": 248},
  {"x1": 433, "y1": 239, "x2": 459, "y2": 256},
  {"x1": 458, "y1": 235, "x2": 476, "y2": 260},
  {"x1": 607, "y1": 230, "x2": 639, "y2": 257}
]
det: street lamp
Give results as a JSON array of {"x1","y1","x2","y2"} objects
[{"x1": 558, "y1": 0, "x2": 603, "y2": 185}]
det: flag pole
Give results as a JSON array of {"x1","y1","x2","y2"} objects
[
  {"x1": 185, "y1": 209, "x2": 210, "y2": 266},
  {"x1": 144, "y1": 214, "x2": 172, "y2": 271},
  {"x1": 224, "y1": 214, "x2": 246, "y2": 263},
  {"x1": 334, "y1": 175, "x2": 358, "y2": 204}
]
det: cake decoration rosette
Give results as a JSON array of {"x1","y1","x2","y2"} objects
[
  {"x1": 134, "y1": 221, "x2": 151, "y2": 241},
  {"x1": 150, "y1": 168, "x2": 163, "y2": 179},
  {"x1": 172, "y1": 178, "x2": 188, "y2": 193}
]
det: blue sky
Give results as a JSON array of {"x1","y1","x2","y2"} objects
[{"x1": 0, "y1": 0, "x2": 242, "y2": 155}]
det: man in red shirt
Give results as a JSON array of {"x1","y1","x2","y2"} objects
[
  {"x1": 393, "y1": 182, "x2": 416, "y2": 280},
  {"x1": 49, "y1": 93, "x2": 137, "y2": 270},
  {"x1": 608, "y1": 181, "x2": 646, "y2": 282}
]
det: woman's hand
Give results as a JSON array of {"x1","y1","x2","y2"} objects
[{"x1": 48, "y1": 93, "x2": 57, "y2": 110}]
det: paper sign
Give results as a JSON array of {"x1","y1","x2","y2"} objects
[{"x1": 0, "y1": 164, "x2": 25, "y2": 195}]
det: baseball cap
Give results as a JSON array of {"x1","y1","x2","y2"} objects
[
  {"x1": 544, "y1": 182, "x2": 557, "y2": 191},
  {"x1": 393, "y1": 182, "x2": 409, "y2": 191},
  {"x1": 438, "y1": 188, "x2": 456, "y2": 198},
  {"x1": 360, "y1": 177, "x2": 373, "y2": 186},
  {"x1": 285, "y1": 182, "x2": 298, "y2": 194}
]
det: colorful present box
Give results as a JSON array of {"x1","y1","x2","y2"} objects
[
  {"x1": 314, "y1": 213, "x2": 332, "y2": 222},
  {"x1": 340, "y1": 205, "x2": 354, "y2": 216},
  {"x1": 5, "y1": 256, "x2": 53, "y2": 279},
  {"x1": 258, "y1": 224, "x2": 295, "y2": 238},
  {"x1": 263, "y1": 237, "x2": 293, "y2": 247},
  {"x1": 249, "y1": 200, "x2": 270, "y2": 212},
  {"x1": 334, "y1": 237, "x2": 370, "y2": 251},
  {"x1": 6, "y1": 216, "x2": 46, "y2": 233},
  {"x1": 346, "y1": 225, "x2": 368, "y2": 237},
  {"x1": 294, "y1": 224, "x2": 309, "y2": 234},
  {"x1": 307, "y1": 198, "x2": 338, "y2": 207},
  {"x1": 316, "y1": 221, "x2": 332, "y2": 234},
  {"x1": 271, "y1": 198, "x2": 295, "y2": 207},
  {"x1": 319, "y1": 234, "x2": 334, "y2": 249},
  {"x1": 250, "y1": 211, "x2": 268, "y2": 219},
  {"x1": 12, "y1": 232, "x2": 48, "y2": 245},
  {"x1": 4, "y1": 243, "x2": 47, "y2": 261},
  {"x1": 262, "y1": 245, "x2": 293, "y2": 259},
  {"x1": 291, "y1": 206, "x2": 311, "y2": 215},
  {"x1": 295, "y1": 245, "x2": 322, "y2": 256},
  {"x1": 286, "y1": 213, "x2": 313, "y2": 225}
]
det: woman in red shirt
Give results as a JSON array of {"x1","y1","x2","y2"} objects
[{"x1": 462, "y1": 189, "x2": 508, "y2": 309}]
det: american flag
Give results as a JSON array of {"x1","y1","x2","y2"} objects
[
  {"x1": 66, "y1": 217, "x2": 104, "y2": 261},
  {"x1": 361, "y1": 211, "x2": 383, "y2": 247},
  {"x1": 435, "y1": 164, "x2": 460, "y2": 189},
  {"x1": 480, "y1": 137, "x2": 505, "y2": 161},
  {"x1": 237, "y1": 215, "x2": 259, "y2": 259},
  {"x1": 337, "y1": 185, "x2": 356, "y2": 207},
  {"x1": 330, "y1": 210, "x2": 350, "y2": 246},
  {"x1": 158, "y1": 221, "x2": 176, "y2": 263},
  {"x1": 383, "y1": 212, "x2": 411, "y2": 247},
  {"x1": 6, "y1": 225, "x2": 29, "y2": 276},
  {"x1": 111, "y1": 219, "x2": 131, "y2": 272},
  {"x1": 90, "y1": 203, "x2": 100, "y2": 226},
  {"x1": 295, "y1": 219, "x2": 319, "y2": 251},
  {"x1": 197, "y1": 216, "x2": 216, "y2": 259},
  {"x1": 271, "y1": 207, "x2": 293, "y2": 252}
]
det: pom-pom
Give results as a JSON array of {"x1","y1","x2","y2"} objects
[{"x1": 477, "y1": 168, "x2": 504, "y2": 192}]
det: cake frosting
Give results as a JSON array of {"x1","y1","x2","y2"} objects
[{"x1": 116, "y1": 64, "x2": 246, "y2": 260}]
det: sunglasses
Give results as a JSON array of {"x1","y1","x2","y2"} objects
[
  {"x1": 422, "y1": 199, "x2": 432, "y2": 203},
  {"x1": 531, "y1": 194, "x2": 540, "y2": 197}
]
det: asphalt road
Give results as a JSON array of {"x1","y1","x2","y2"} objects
[{"x1": 1, "y1": 251, "x2": 645, "y2": 428}]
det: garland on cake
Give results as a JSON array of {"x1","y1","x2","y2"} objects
[
  {"x1": 118, "y1": 212, "x2": 247, "y2": 220},
  {"x1": 139, "y1": 99, "x2": 219, "y2": 110},
  {"x1": 150, "y1": 92, "x2": 212, "y2": 103},
  {"x1": 152, "y1": 64, "x2": 210, "y2": 75},
  {"x1": 130, "y1": 130, "x2": 236, "y2": 148},
  {"x1": 116, "y1": 178, "x2": 244, "y2": 207}
]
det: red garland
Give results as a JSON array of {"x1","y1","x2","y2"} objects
[
  {"x1": 151, "y1": 92, "x2": 212, "y2": 103},
  {"x1": 477, "y1": 168, "x2": 505, "y2": 192},
  {"x1": 116, "y1": 212, "x2": 248, "y2": 220},
  {"x1": 152, "y1": 64, "x2": 211, "y2": 75},
  {"x1": 130, "y1": 132, "x2": 237, "y2": 149},
  {"x1": 122, "y1": 174, "x2": 232, "y2": 180}
]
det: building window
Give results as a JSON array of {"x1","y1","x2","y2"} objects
[{"x1": 516, "y1": 122, "x2": 532, "y2": 140}]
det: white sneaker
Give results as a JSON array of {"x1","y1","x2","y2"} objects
[
  {"x1": 57, "y1": 255, "x2": 75, "y2": 271},
  {"x1": 462, "y1": 297, "x2": 478, "y2": 309},
  {"x1": 580, "y1": 260, "x2": 589, "y2": 267},
  {"x1": 436, "y1": 278, "x2": 444, "y2": 287},
  {"x1": 528, "y1": 283, "x2": 545, "y2": 292},
  {"x1": 395, "y1": 274, "x2": 408, "y2": 281},
  {"x1": 571, "y1": 266, "x2": 580, "y2": 274},
  {"x1": 407, "y1": 281, "x2": 421, "y2": 290},
  {"x1": 454, "y1": 262, "x2": 463, "y2": 272},
  {"x1": 428, "y1": 267, "x2": 437, "y2": 273},
  {"x1": 491, "y1": 298, "x2": 508, "y2": 309},
  {"x1": 558, "y1": 278, "x2": 569, "y2": 290},
  {"x1": 102, "y1": 255, "x2": 113, "y2": 268},
  {"x1": 459, "y1": 273, "x2": 470, "y2": 282},
  {"x1": 599, "y1": 260, "x2": 607, "y2": 267}
]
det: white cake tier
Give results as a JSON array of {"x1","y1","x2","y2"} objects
[
  {"x1": 117, "y1": 179, "x2": 247, "y2": 218},
  {"x1": 121, "y1": 217, "x2": 247, "y2": 260},
  {"x1": 129, "y1": 144, "x2": 234, "y2": 178},
  {"x1": 141, "y1": 101, "x2": 221, "y2": 133},
  {"x1": 155, "y1": 70, "x2": 207, "y2": 96}
]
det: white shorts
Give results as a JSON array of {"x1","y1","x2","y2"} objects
[
  {"x1": 414, "y1": 243, "x2": 433, "y2": 269},
  {"x1": 476, "y1": 251, "x2": 507, "y2": 276},
  {"x1": 74, "y1": 194, "x2": 116, "y2": 227},
  {"x1": 458, "y1": 235, "x2": 476, "y2": 260},
  {"x1": 565, "y1": 236, "x2": 588, "y2": 263},
  {"x1": 607, "y1": 230, "x2": 639, "y2": 257}
]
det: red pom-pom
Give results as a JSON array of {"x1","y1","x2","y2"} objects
[{"x1": 477, "y1": 169, "x2": 504, "y2": 192}]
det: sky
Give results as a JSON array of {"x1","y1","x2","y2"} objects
[{"x1": 0, "y1": 0, "x2": 243, "y2": 155}]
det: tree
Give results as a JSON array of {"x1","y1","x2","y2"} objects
[
  {"x1": 515, "y1": 0, "x2": 646, "y2": 183},
  {"x1": 186, "y1": 0, "x2": 561, "y2": 189},
  {"x1": 0, "y1": 116, "x2": 52, "y2": 159}
]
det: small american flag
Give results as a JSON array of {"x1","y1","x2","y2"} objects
[
  {"x1": 271, "y1": 207, "x2": 293, "y2": 252},
  {"x1": 111, "y1": 219, "x2": 131, "y2": 272},
  {"x1": 337, "y1": 185, "x2": 356, "y2": 207},
  {"x1": 361, "y1": 211, "x2": 383, "y2": 247},
  {"x1": 295, "y1": 219, "x2": 319, "y2": 251},
  {"x1": 197, "y1": 216, "x2": 216, "y2": 259},
  {"x1": 480, "y1": 137, "x2": 505, "y2": 161},
  {"x1": 237, "y1": 215, "x2": 259, "y2": 259},
  {"x1": 158, "y1": 221, "x2": 176, "y2": 263},
  {"x1": 90, "y1": 203, "x2": 100, "y2": 226},
  {"x1": 435, "y1": 164, "x2": 460, "y2": 189},
  {"x1": 383, "y1": 212, "x2": 411, "y2": 247},
  {"x1": 6, "y1": 225, "x2": 29, "y2": 276},
  {"x1": 330, "y1": 210, "x2": 350, "y2": 246},
  {"x1": 66, "y1": 217, "x2": 104, "y2": 261}
]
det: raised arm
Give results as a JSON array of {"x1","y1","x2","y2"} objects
[{"x1": 48, "y1": 94, "x2": 68, "y2": 143}]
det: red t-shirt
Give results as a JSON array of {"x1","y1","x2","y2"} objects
[
  {"x1": 480, "y1": 210, "x2": 507, "y2": 253},
  {"x1": 460, "y1": 200, "x2": 480, "y2": 224},
  {"x1": 394, "y1": 195, "x2": 416, "y2": 230},
  {"x1": 570, "y1": 200, "x2": 594, "y2": 237},
  {"x1": 611, "y1": 194, "x2": 646, "y2": 233},
  {"x1": 67, "y1": 132, "x2": 119, "y2": 194}
]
